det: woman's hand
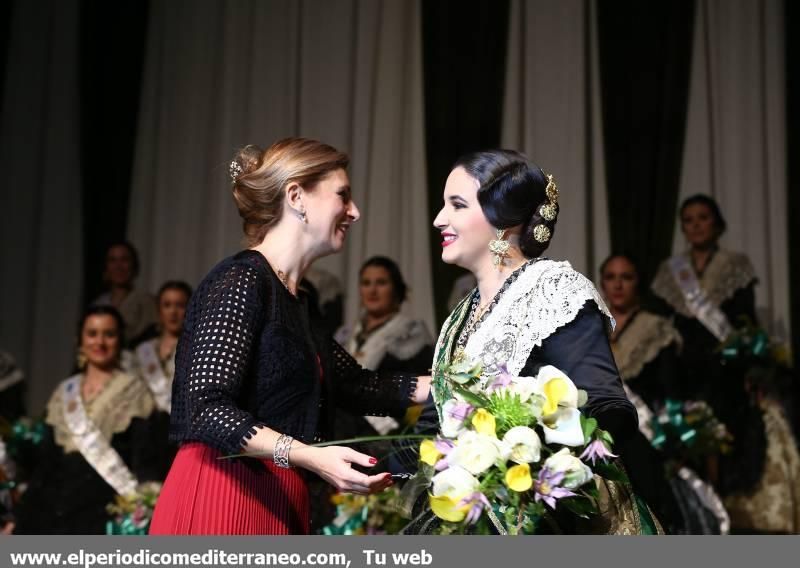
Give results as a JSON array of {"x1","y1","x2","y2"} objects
[
  {"x1": 293, "y1": 446, "x2": 393, "y2": 495},
  {"x1": 413, "y1": 375, "x2": 432, "y2": 404}
]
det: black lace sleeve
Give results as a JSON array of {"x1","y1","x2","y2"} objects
[
  {"x1": 331, "y1": 339, "x2": 418, "y2": 417},
  {"x1": 179, "y1": 261, "x2": 266, "y2": 455}
]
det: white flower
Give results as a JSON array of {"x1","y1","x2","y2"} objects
[
  {"x1": 544, "y1": 448, "x2": 594, "y2": 489},
  {"x1": 502, "y1": 426, "x2": 542, "y2": 464},
  {"x1": 528, "y1": 394, "x2": 545, "y2": 420},
  {"x1": 431, "y1": 465, "x2": 480, "y2": 498},
  {"x1": 449, "y1": 430, "x2": 503, "y2": 475},
  {"x1": 441, "y1": 399, "x2": 472, "y2": 438},
  {"x1": 534, "y1": 365, "x2": 579, "y2": 417},
  {"x1": 540, "y1": 407, "x2": 585, "y2": 447},
  {"x1": 506, "y1": 375, "x2": 538, "y2": 402}
]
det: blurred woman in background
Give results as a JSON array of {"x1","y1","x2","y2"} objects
[
  {"x1": 134, "y1": 281, "x2": 192, "y2": 413},
  {"x1": 93, "y1": 241, "x2": 157, "y2": 347},
  {"x1": 13, "y1": 306, "x2": 171, "y2": 534}
]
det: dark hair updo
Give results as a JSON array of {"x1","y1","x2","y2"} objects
[
  {"x1": 105, "y1": 240, "x2": 141, "y2": 279},
  {"x1": 360, "y1": 256, "x2": 408, "y2": 306},
  {"x1": 679, "y1": 194, "x2": 727, "y2": 236},
  {"x1": 78, "y1": 305, "x2": 125, "y2": 345},
  {"x1": 157, "y1": 280, "x2": 193, "y2": 302},
  {"x1": 599, "y1": 252, "x2": 643, "y2": 294},
  {"x1": 453, "y1": 149, "x2": 557, "y2": 258}
]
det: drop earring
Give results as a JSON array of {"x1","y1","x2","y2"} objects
[{"x1": 488, "y1": 229, "x2": 510, "y2": 267}]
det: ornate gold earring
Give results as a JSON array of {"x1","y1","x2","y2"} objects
[
  {"x1": 488, "y1": 229, "x2": 511, "y2": 267},
  {"x1": 76, "y1": 348, "x2": 87, "y2": 371}
]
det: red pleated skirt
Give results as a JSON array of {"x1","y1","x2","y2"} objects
[{"x1": 149, "y1": 442, "x2": 310, "y2": 535}]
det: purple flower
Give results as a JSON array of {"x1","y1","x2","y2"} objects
[
  {"x1": 533, "y1": 468, "x2": 576, "y2": 509},
  {"x1": 446, "y1": 402, "x2": 474, "y2": 422},
  {"x1": 458, "y1": 492, "x2": 491, "y2": 525},
  {"x1": 488, "y1": 363, "x2": 514, "y2": 392},
  {"x1": 435, "y1": 439, "x2": 455, "y2": 454},
  {"x1": 579, "y1": 439, "x2": 617, "y2": 465},
  {"x1": 434, "y1": 439, "x2": 455, "y2": 471}
]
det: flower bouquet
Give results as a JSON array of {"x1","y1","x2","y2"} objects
[
  {"x1": 720, "y1": 318, "x2": 793, "y2": 402},
  {"x1": 420, "y1": 359, "x2": 624, "y2": 534},
  {"x1": 105, "y1": 482, "x2": 162, "y2": 535},
  {"x1": 650, "y1": 399, "x2": 733, "y2": 475}
]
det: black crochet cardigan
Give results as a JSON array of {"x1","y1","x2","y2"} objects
[{"x1": 168, "y1": 250, "x2": 418, "y2": 455}]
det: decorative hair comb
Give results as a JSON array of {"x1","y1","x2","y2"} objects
[
  {"x1": 533, "y1": 173, "x2": 558, "y2": 243},
  {"x1": 229, "y1": 160, "x2": 243, "y2": 182}
]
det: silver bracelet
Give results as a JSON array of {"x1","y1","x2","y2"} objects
[{"x1": 273, "y1": 433, "x2": 293, "y2": 469}]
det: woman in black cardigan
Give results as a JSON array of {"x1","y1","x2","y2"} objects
[{"x1": 150, "y1": 138, "x2": 431, "y2": 535}]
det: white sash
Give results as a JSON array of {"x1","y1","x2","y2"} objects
[
  {"x1": 61, "y1": 376, "x2": 138, "y2": 496},
  {"x1": 667, "y1": 255, "x2": 732, "y2": 341},
  {"x1": 135, "y1": 341, "x2": 172, "y2": 413}
]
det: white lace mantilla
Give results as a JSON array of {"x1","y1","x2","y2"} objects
[
  {"x1": 613, "y1": 311, "x2": 682, "y2": 381},
  {"x1": 336, "y1": 313, "x2": 432, "y2": 371},
  {"x1": 651, "y1": 249, "x2": 756, "y2": 318},
  {"x1": 453, "y1": 260, "x2": 613, "y2": 380}
]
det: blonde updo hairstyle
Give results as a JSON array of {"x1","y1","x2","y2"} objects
[{"x1": 230, "y1": 138, "x2": 350, "y2": 247}]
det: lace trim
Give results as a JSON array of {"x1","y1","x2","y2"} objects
[
  {"x1": 463, "y1": 260, "x2": 614, "y2": 378},
  {"x1": 651, "y1": 249, "x2": 757, "y2": 318},
  {"x1": 337, "y1": 314, "x2": 432, "y2": 371},
  {"x1": 612, "y1": 311, "x2": 682, "y2": 381},
  {"x1": 46, "y1": 371, "x2": 156, "y2": 454}
]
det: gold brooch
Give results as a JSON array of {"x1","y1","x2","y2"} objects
[
  {"x1": 533, "y1": 224, "x2": 552, "y2": 243},
  {"x1": 539, "y1": 202, "x2": 557, "y2": 221}
]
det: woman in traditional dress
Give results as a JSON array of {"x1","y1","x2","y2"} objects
[
  {"x1": 397, "y1": 149, "x2": 659, "y2": 534},
  {"x1": 601, "y1": 253, "x2": 729, "y2": 534},
  {"x1": 652, "y1": 195, "x2": 800, "y2": 533},
  {"x1": 149, "y1": 138, "x2": 431, "y2": 535},
  {"x1": 601, "y1": 253, "x2": 683, "y2": 410},
  {"x1": 335, "y1": 256, "x2": 433, "y2": 436},
  {"x1": 134, "y1": 281, "x2": 192, "y2": 413},
  {"x1": 13, "y1": 306, "x2": 171, "y2": 534},
  {"x1": 93, "y1": 242, "x2": 157, "y2": 347},
  {"x1": 650, "y1": 195, "x2": 757, "y2": 410}
]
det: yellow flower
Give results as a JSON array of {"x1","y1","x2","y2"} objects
[
  {"x1": 420, "y1": 439, "x2": 442, "y2": 466},
  {"x1": 430, "y1": 494, "x2": 469, "y2": 522},
  {"x1": 505, "y1": 463, "x2": 533, "y2": 492},
  {"x1": 471, "y1": 409, "x2": 497, "y2": 438},
  {"x1": 404, "y1": 404, "x2": 423, "y2": 425},
  {"x1": 542, "y1": 378, "x2": 569, "y2": 416}
]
